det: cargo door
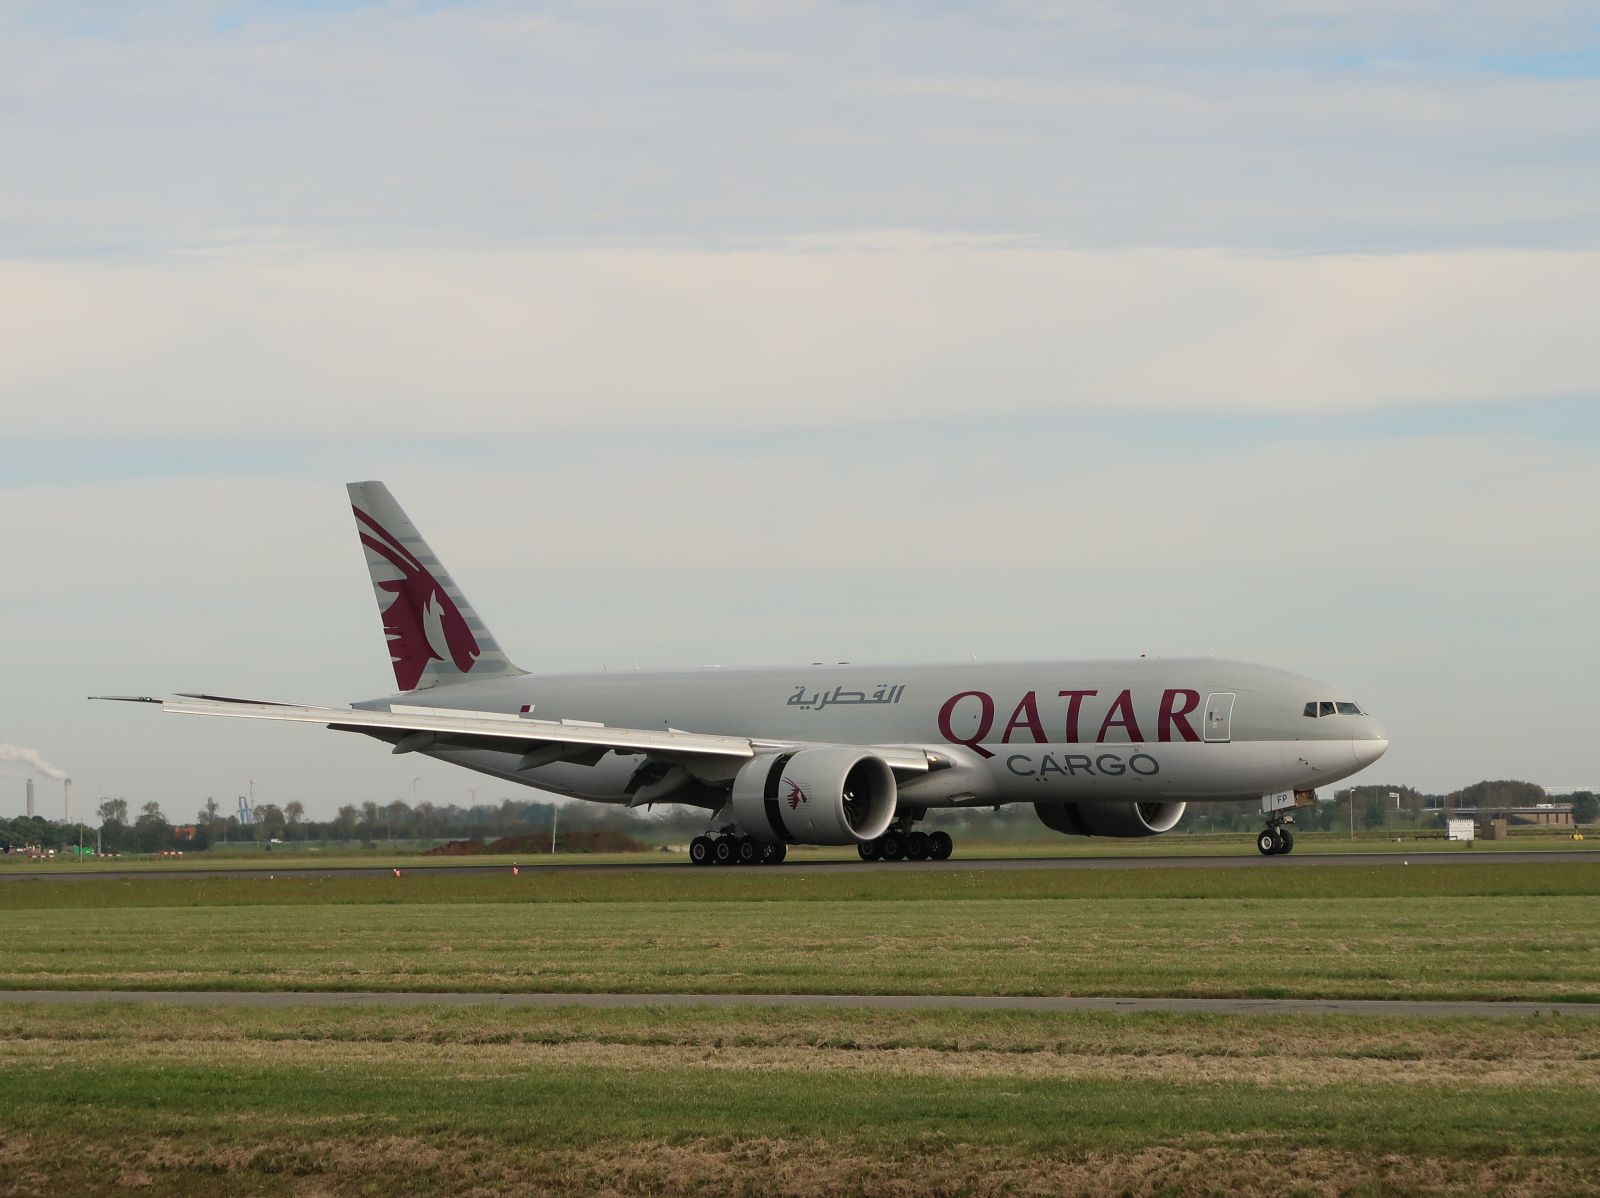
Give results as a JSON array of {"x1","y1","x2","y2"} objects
[{"x1": 1203, "y1": 692, "x2": 1235, "y2": 743}]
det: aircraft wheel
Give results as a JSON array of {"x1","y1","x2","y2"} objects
[
  {"x1": 735, "y1": 837, "x2": 759, "y2": 865},
  {"x1": 928, "y1": 830, "x2": 954, "y2": 861},
  {"x1": 689, "y1": 836, "x2": 713, "y2": 866},
  {"x1": 906, "y1": 831, "x2": 930, "y2": 861},
  {"x1": 879, "y1": 832, "x2": 906, "y2": 862},
  {"x1": 1277, "y1": 829, "x2": 1295, "y2": 855},
  {"x1": 858, "y1": 841, "x2": 882, "y2": 862},
  {"x1": 1256, "y1": 829, "x2": 1279, "y2": 856},
  {"x1": 712, "y1": 837, "x2": 735, "y2": 866},
  {"x1": 764, "y1": 842, "x2": 787, "y2": 865}
]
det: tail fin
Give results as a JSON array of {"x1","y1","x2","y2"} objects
[{"x1": 346, "y1": 481, "x2": 524, "y2": 692}]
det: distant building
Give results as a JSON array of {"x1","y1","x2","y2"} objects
[{"x1": 1451, "y1": 804, "x2": 1573, "y2": 827}]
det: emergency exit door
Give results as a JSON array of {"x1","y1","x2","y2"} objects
[{"x1": 1203, "y1": 692, "x2": 1235, "y2": 743}]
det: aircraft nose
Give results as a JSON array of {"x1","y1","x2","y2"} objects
[{"x1": 1354, "y1": 736, "x2": 1389, "y2": 767}]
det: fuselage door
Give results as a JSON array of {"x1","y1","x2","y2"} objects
[{"x1": 1203, "y1": 692, "x2": 1236, "y2": 743}]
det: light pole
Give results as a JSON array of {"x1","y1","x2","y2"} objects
[{"x1": 550, "y1": 803, "x2": 559, "y2": 856}]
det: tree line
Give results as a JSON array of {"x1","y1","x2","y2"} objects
[{"x1": 2, "y1": 778, "x2": 1592, "y2": 855}]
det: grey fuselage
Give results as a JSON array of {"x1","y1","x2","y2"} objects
[{"x1": 358, "y1": 657, "x2": 1389, "y2": 812}]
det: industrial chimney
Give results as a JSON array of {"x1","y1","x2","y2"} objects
[
  {"x1": 64, "y1": 778, "x2": 73, "y2": 824},
  {"x1": 26, "y1": 779, "x2": 35, "y2": 819}
]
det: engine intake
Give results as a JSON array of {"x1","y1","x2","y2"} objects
[
  {"x1": 730, "y1": 748, "x2": 898, "y2": 845},
  {"x1": 1035, "y1": 799, "x2": 1186, "y2": 838}
]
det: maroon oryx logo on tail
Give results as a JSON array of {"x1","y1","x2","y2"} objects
[
  {"x1": 783, "y1": 778, "x2": 808, "y2": 810},
  {"x1": 353, "y1": 506, "x2": 480, "y2": 690}
]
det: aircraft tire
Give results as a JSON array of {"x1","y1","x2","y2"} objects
[
  {"x1": 712, "y1": 837, "x2": 735, "y2": 866},
  {"x1": 1256, "y1": 829, "x2": 1279, "y2": 856},
  {"x1": 858, "y1": 841, "x2": 882, "y2": 861},
  {"x1": 689, "y1": 836, "x2": 713, "y2": 866},
  {"x1": 764, "y1": 842, "x2": 787, "y2": 865},
  {"x1": 1278, "y1": 829, "x2": 1295, "y2": 855},
  {"x1": 929, "y1": 831, "x2": 954, "y2": 861},
  {"x1": 906, "y1": 831, "x2": 930, "y2": 861},
  {"x1": 735, "y1": 837, "x2": 759, "y2": 865},
  {"x1": 880, "y1": 832, "x2": 906, "y2": 862}
]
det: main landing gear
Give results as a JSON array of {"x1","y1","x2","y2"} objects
[
  {"x1": 688, "y1": 832, "x2": 787, "y2": 867},
  {"x1": 1256, "y1": 820, "x2": 1295, "y2": 856},
  {"x1": 857, "y1": 826, "x2": 954, "y2": 863}
]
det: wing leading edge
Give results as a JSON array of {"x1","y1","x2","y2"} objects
[{"x1": 90, "y1": 694, "x2": 936, "y2": 775}]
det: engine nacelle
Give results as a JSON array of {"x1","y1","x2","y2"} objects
[
  {"x1": 1035, "y1": 799, "x2": 1187, "y2": 838},
  {"x1": 730, "y1": 748, "x2": 898, "y2": 845}
]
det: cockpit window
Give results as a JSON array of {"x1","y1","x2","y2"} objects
[{"x1": 1306, "y1": 700, "x2": 1366, "y2": 717}]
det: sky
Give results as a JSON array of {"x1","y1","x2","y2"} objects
[{"x1": 3, "y1": 0, "x2": 1598, "y2": 821}]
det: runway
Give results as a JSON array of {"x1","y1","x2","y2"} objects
[
  {"x1": 2, "y1": 989, "x2": 1596, "y2": 1018},
  {"x1": 0, "y1": 848, "x2": 1593, "y2": 882}
]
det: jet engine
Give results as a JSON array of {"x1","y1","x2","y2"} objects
[
  {"x1": 1035, "y1": 799, "x2": 1187, "y2": 838},
  {"x1": 730, "y1": 747, "x2": 898, "y2": 845}
]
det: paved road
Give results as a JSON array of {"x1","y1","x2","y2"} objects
[
  {"x1": 0, "y1": 849, "x2": 1593, "y2": 882},
  {"x1": 2, "y1": 989, "x2": 1595, "y2": 1018}
]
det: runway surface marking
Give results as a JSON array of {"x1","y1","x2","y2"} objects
[
  {"x1": 3, "y1": 849, "x2": 1595, "y2": 882},
  {"x1": 2, "y1": 990, "x2": 1596, "y2": 1018}
]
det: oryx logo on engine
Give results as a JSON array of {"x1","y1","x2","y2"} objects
[{"x1": 783, "y1": 778, "x2": 808, "y2": 810}]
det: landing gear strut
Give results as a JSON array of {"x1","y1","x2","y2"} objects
[{"x1": 689, "y1": 831, "x2": 788, "y2": 866}]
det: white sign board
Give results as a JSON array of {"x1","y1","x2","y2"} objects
[{"x1": 1447, "y1": 819, "x2": 1475, "y2": 842}]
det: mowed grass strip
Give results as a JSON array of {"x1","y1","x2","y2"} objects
[
  {"x1": 0, "y1": 1004, "x2": 1597, "y2": 1197},
  {"x1": 2, "y1": 860, "x2": 1596, "y2": 909},
  {"x1": 1, "y1": 865, "x2": 1597, "y2": 1000}
]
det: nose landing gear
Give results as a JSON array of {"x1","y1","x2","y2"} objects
[
  {"x1": 1256, "y1": 790, "x2": 1308, "y2": 856},
  {"x1": 1257, "y1": 819, "x2": 1295, "y2": 856}
]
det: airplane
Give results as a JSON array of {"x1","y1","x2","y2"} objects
[{"x1": 98, "y1": 482, "x2": 1389, "y2": 863}]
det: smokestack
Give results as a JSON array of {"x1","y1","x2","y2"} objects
[
  {"x1": 26, "y1": 779, "x2": 35, "y2": 819},
  {"x1": 64, "y1": 778, "x2": 73, "y2": 824}
]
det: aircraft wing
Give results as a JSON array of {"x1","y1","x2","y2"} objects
[{"x1": 91, "y1": 694, "x2": 937, "y2": 774}]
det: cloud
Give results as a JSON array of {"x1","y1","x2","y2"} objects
[
  {"x1": 2, "y1": 245, "x2": 1597, "y2": 439},
  {"x1": 1, "y1": 2, "x2": 1596, "y2": 252}
]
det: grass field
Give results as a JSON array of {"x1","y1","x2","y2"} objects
[
  {"x1": 4, "y1": 857, "x2": 1598, "y2": 1194},
  {"x1": 1, "y1": 863, "x2": 1596, "y2": 1000},
  {"x1": 2, "y1": 1002, "x2": 1598, "y2": 1195}
]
